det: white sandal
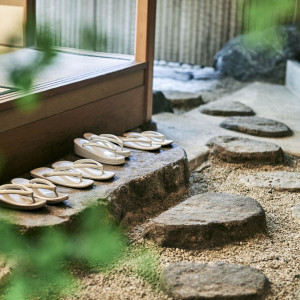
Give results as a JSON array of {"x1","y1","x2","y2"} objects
[
  {"x1": 123, "y1": 131, "x2": 173, "y2": 146},
  {"x1": 30, "y1": 166, "x2": 94, "y2": 188},
  {"x1": 0, "y1": 184, "x2": 46, "y2": 210},
  {"x1": 11, "y1": 178, "x2": 68, "y2": 204},
  {"x1": 52, "y1": 159, "x2": 115, "y2": 181},
  {"x1": 83, "y1": 133, "x2": 131, "y2": 157},
  {"x1": 74, "y1": 138, "x2": 125, "y2": 165},
  {"x1": 118, "y1": 136, "x2": 161, "y2": 151}
]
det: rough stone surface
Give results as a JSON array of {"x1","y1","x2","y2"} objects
[
  {"x1": 292, "y1": 204, "x2": 300, "y2": 223},
  {"x1": 160, "y1": 262, "x2": 270, "y2": 300},
  {"x1": 143, "y1": 193, "x2": 266, "y2": 249},
  {"x1": 220, "y1": 116, "x2": 293, "y2": 137},
  {"x1": 214, "y1": 25, "x2": 300, "y2": 82},
  {"x1": 0, "y1": 145, "x2": 189, "y2": 232},
  {"x1": 207, "y1": 136, "x2": 283, "y2": 163},
  {"x1": 153, "y1": 91, "x2": 174, "y2": 114},
  {"x1": 200, "y1": 101, "x2": 255, "y2": 116},
  {"x1": 162, "y1": 91, "x2": 204, "y2": 110},
  {"x1": 240, "y1": 172, "x2": 300, "y2": 191}
]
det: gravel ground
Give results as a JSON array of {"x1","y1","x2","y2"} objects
[{"x1": 67, "y1": 155, "x2": 300, "y2": 300}]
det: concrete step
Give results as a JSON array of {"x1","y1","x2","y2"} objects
[
  {"x1": 286, "y1": 60, "x2": 300, "y2": 97},
  {"x1": 153, "y1": 82, "x2": 300, "y2": 170}
]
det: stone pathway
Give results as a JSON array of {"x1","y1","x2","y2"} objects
[
  {"x1": 143, "y1": 193, "x2": 266, "y2": 249},
  {"x1": 239, "y1": 172, "x2": 300, "y2": 191},
  {"x1": 220, "y1": 116, "x2": 293, "y2": 137},
  {"x1": 160, "y1": 262, "x2": 269, "y2": 300},
  {"x1": 200, "y1": 100, "x2": 255, "y2": 116},
  {"x1": 207, "y1": 136, "x2": 283, "y2": 163}
]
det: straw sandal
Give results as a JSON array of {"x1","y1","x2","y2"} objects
[
  {"x1": 123, "y1": 131, "x2": 173, "y2": 146},
  {"x1": 0, "y1": 184, "x2": 46, "y2": 210},
  {"x1": 74, "y1": 138, "x2": 125, "y2": 165},
  {"x1": 52, "y1": 159, "x2": 115, "y2": 181},
  {"x1": 83, "y1": 133, "x2": 131, "y2": 157},
  {"x1": 118, "y1": 135, "x2": 161, "y2": 151},
  {"x1": 11, "y1": 178, "x2": 68, "y2": 204},
  {"x1": 30, "y1": 166, "x2": 94, "y2": 188}
]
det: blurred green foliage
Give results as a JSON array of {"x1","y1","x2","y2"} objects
[
  {"x1": 238, "y1": 0, "x2": 298, "y2": 49},
  {"x1": 0, "y1": 208, "x2": 125, "y2": 300}
]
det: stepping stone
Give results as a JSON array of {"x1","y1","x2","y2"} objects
[
  {"x1": 160, "y1": 262, "x2": 269, "y2": 300},
  {"x1": 200, "y1": 101, "x2": 255, "y2": 116},
  {"x1": 240, "y1": 172, "x2": 300, "y2": 191},
  {"x1": 292, "y1": 204, "x2": 300, "y2": 223},
  {"x1": 220, "y1": 116, "x2": 293, "y2": 137},
  {"x1": 142, "y1": 193, "x2": 266, "y2": 249},
  {"x1": 0, "y1": 260, "x2": 11, "y2": 287},
  {"x1": 206, "y1": 136, "x2": 283, "y2": 163},
  {"x1": 162, "y1": 91, "x2": 204, "y2": 110}
]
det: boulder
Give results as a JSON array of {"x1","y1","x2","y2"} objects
[{"x1": 214, "y1": 25, "x2": 300, "y2": 82}]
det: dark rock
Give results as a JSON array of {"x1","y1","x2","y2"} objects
[
  {"x1": 220, "y1": 116, "x2": 293, "y2": 137},
  {"x1": 207, "y1": 136, "x2": 283, "y2": 163},
  {"x1": 214, "y1": 25, "x2": 300, "y2": 82},
  {"x1": 192, "y1": 67, "x2": 223, "y2": 80},
  {"x1": 154, "y1": 66, "x2": 193, "y2": 81},
  {"x1": 160, "y1": 262, "x2": 270, "y2": 300},
  {"x1": 0, "y1": 145, "x2": 189, "y2": 232},
  {"x1": 200, "y1": 101, "x2": 255, "y2": 116},
  {"x1": 240, "y1": 172, "x2": 300, "y2": 192},
  {"x1": 162, "y1": 91, "x2": 204, "y2": 110},
  {"x1": 152, "y1": 91, "x2": 174, "y2": 114},
  {"x1": 143, "y1": 193, "x2": 266, "y2": 249}
]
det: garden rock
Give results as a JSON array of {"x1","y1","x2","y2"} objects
[
  {"x1": 207, "y1": 136, "x2": 283, "y2": 163},
  {"x1": 152, "y1": 91, "x2": 174, "y2": 114},
  {"x1": 200, "y1": 100, "x2": 254, "y2": 116},
  {"x1": 162, "y1": 91, "x2": 204, "y2": 110},
  {"x1": 214, "y1": 25, "x2": 300, "y2": 82},
  {"x1": 160, "y1": 262, "x2": 269, "y2": 300},
  {"x1": 143, "y1": 193, "x2": 266, "y2": 249},
  {"x1": 220, "y1": 116, "x2": 293, "y2": 137},
  {"x1": 240, "y1": 172, "x2": 300, "y2": 191}
]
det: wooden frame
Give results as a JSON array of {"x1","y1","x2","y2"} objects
[{"x1": 0, "y1": 0, "x2": 157, "y2": 183}]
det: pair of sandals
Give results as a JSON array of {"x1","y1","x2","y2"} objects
[
  {"x1": 0, "y1": 159, "x2": 115, "y2": 211},
  {"x1": 74, "y1": 131, "x2": 173, "y2": 165}
]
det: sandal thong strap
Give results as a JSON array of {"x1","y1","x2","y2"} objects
[
  {"x1": 0, "y1": 184, "x2": 35, "y2": 202},
  {"x1": 89, "y1": 136, "x2": 123, "y2": 150},
  {"x1": 82, "y1": 141, "x2": 118, "y2": 157},
  {"x1": 122, "y1": 136, "x2": 153, "y2": 146},
  {"x1": 43, "y1": 167, "x2": 83, "y2": 182},
  {"x1": 141, "y1": 131, "x2": 165, "y2": 141},
  {"x1": 73, "y1": 159, "x2": 104, "y2": 175},
  {"x1": 25, "y1": 178, "x2": 57, "y2": 191},
  {"x1": 97, "y1": 134, "x2": 124, "y2": 150}
]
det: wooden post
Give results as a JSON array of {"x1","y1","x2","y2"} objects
[{"x1": 135, "y1": 0, "x2": 157, "y2": 122}]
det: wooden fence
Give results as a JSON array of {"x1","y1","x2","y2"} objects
[{"x1": 36, "y1": 0, "x2": 299, "y2": 66}]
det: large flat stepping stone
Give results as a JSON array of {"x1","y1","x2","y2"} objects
[
  {"x1": 220, "y1": 116, "x2": 293, "y2": 137},
  {"x1": 207, "y1": 136, "x2": 283, "y2": 163},
  {"x1": 292, "y1": 204, "x2": 300, "y2": 223},
  {"x1": 162, "y1": 90, "x2": 204, "y2": 110},
  {"x1": 160, "y1": 262, "x2": 269, "y2": 300},
  {"x1": 200, "y1": 101, "x2": 255, "y2": 116},
  {"x1": 240, "y1": 172, "x2": 300, "y2": 191},
  {"x1": 142, "y1": 193, "x2": 266, "y2": 249},
  {"x1": 0, "y1": 145, "x2": 189, "y2": 232}
]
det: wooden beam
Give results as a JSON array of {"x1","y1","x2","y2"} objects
[{"x1": 135, "y1": 0, "x2": 157, "y2": 122}]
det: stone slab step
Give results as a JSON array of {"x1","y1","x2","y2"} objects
[
  {"x1": 207, "y1": 136, "x2": 283, "y2": 163},
  {"x1": 286, "y1": 60, "x2": 300, "y2": 97},
  {"x1": 0, "y1": 145, "x2": 189, "y2": 232},
  {"x1": 153, "y1": 82, "x2": 300, "y2": 169},
  {"x1": 292, "y1": 204, "x2": 300, "y2": 223},
  {"x1": 143, "y1": 193, "x2": 266, "y2": 249},
  {"x1": 160, "y1": 262, "x2": 269, "y2": 300}
]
